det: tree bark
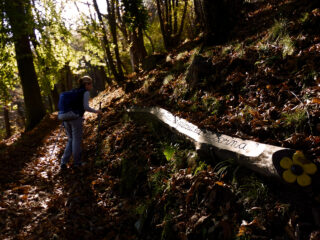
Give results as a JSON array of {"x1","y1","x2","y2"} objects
[
  {"x1": 5, "y1": 0, "x2": 46, "y2": 131},
  {"x1": 51, "y1": 84, "x2": 59, "y2": 111},
  {"x1": 156, "y1": 0, "x2": 188, "y2": 51},
  {"x1": 92, "y1": 0, "x2": 123, "y2": 83},
  {"x1": 193, "y1": 0, "x2": 242, "y2": 45},
  {"x1": 106, "y1": 0, "x2": 124, "y2": 79},
  {"x1": 129, "y1": 27, "x2": 147, "y2": 72}
]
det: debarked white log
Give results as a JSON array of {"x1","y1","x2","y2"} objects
[{"x1": 127, "y1": 106, "x2": 290, "y2": 179}]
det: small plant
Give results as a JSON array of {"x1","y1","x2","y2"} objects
[
  {"x1": 172, "y1": 78, "x2": 188, "y2": 100},
  {"x1": 239, "y1": 105, "x2": 254, "y2": 123},
  {"x1": 149, "y1": 169, "x2": 168, "y2": 197},
  {"x1": 282, "y1": 108, "x2": 307, "y2": 132},
  {"x1": 163, "y1": 144, "x2": 176, "y2": 161},
  {"x1": 238, "y1": 175, "x2": 268, "y2": 206},
  {"x1": 234, "y1": 42, "x2": 245, "y2": 58},
  {"x1": 268, "y1": 19, "x2": 295, "y2": 57},
  {"x1": 193, "y1": 161, "x2": 207, "y2": 175},
  {"x1": 268, "y1": 19, "x2": 288, "y2": 42},
  {"x1": 214, "y1": 158, "x2": 240, "y2": 184},
  {"x1": 299, "y1": 12, "x2": 310, "y2": 24},
  {"x1": 201, "y1": 93, "x2": 224, "y2": 115},
  {"x1": 279, "y1": 35, "x2": 295, "y2": 57}
]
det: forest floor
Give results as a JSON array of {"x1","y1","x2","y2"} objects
[{"x1": 1, "y1": 0, "x2": 320, "y2": 239}]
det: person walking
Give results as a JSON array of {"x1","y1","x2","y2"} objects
[{"x1": 59, "y1": 76, "x2": 102, "y2": 171}]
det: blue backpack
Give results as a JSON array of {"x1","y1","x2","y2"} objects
[{"x1": 58, "y1": 88, "x2": 86, "y2": 121}]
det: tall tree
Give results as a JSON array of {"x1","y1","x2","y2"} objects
[
  {"x1": 155, "y1": 0, "x2": 188, "y2": 51},
  {"x1": 193, "y1": 0, "x2": 242, "y2": 45},
  {"x1": 92, "y1": 0, "x2": 123, "y2": 83},
  {"x1": 121, "y1": 0, "x2": 148, "y2": 72},
  {"x1": 106, "y1": 0, "x2": 124, "y2": 77},
  {"x1": 4, "y1": 0, "x2": 46, "y2": 130}
]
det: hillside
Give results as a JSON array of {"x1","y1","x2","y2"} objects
[{"x1": 1, "y1": 0, "x2": 320, "y2": 239}]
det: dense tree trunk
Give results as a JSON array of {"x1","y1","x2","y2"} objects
[
  {"x1": 193, "y1": 0, "x2": 242, "y2": 45},
  {"x1": 129, "y1": 27, "x2": 147, "y2": 72},
  {"x1": 156, "y1": 0, "x2": 188, "y2": 51},
  {"x1": 144, "y1": 30, "x2": 155, "y2": 53},
  {"x1": 106, "y1": 0, "x2": 124, "y2": 79},
  {"x1": 116, "y1": 0, "x2": 147, "y2": 71},
  {"x1": 51, "y1": 84, "x2": 59, "y2": 111},
  {"x1": 92, "y1": 0, "x2": 123, "y2": 84},
  {"x1": 5, "y1": 0, "x2": 46, "y2": 131},
  {"x1": 3, "y1": 106, "x2": 11, "y2": 139},
  {"x1": 115, "y1": 1, "x2": 129, "y2": 49}
]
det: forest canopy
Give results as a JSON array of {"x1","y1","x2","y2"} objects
[{"x1": 0, "y1": 0, "x2": 206, "y2": 135}]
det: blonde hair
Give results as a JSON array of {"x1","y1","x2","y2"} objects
[{"x1": 78, "y1": 75, "x2": 92, "y2": 87}]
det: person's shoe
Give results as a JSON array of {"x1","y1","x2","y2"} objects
[
  {"x1": 73, "y1": 162, "x2": 87, "y2": 168},
  {"x1": 60, "y1": 164, "x2": 67, "y2": 172},
  {"x1": 72, "y1": 162, "x2": 87, "y2": 172}
]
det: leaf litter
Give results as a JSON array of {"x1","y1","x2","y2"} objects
[{"x1": 1, "y1": 0, "x2": 320, "y2": 239}]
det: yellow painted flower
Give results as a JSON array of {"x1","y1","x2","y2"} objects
[{"x1": 280, "y1": 151, "x2": 317, "y2": 187}]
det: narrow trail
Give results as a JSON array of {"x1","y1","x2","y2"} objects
[{"x1": 0, "y1": 88, "x2": 129, "y2": 239}]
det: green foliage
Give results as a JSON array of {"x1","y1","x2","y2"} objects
[
  {"x1": 201, "y1": 93, "x2": 224, "y2": 115},
  {"x1": 299, "y1": 12, "x2": 310, "y2": 24},
  {"x1": 193, "y1": 161, "x2": 207, "y2": 175},
  {"x1": 163, "y1": 144, "x2": 176, "y2": 161},
  {"x1": 122, "y1": 0, "x2": 148, "y2": 30},
  {"x1": 237, "y1": 175, "x2": 269, "y2": 207},
  {"x1": 33, "y1": 0, "x2": 77, "y2": 93},
  {"x1": 0, "y1": 42, "x2": 17, "y2": 104},
  {"x1": 214, "y1": 158, "x2": 240, "y2": 184},
  {"x1": 32, "y1": 0, "x2": 107, "y2": 95},
  {"x1": 268, "y1": 19, "x2": 295, "y2": 57},
  {"x1": 268, "y1": 19, "x2": 288, "y2": 42},
  {"x1": 282, "y1": 108, "x2": 307, "y2": 132},
  {"x1": 149, "y1": 169, "x2": 168, "y2": 197},
  {"x1": 0, "y1": 7, "x2": 18, "y2": 105}
]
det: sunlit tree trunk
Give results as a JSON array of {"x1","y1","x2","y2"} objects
[
  {"x1": 118, "y1": 0, "x2": 148, "y2": 72},
  {"x1": 115, "y1": 1, "x2": 129, "y2": 49},
  {"x1": 92, "y1": 0, "x2": 123, "y2": 84},
  {"x1": 130, "y1": 27, "x2": 147, "y2": 72},
  {"x1": 156, "y1": 0, "x2": 188, "y2": 51},
  {"x1": 4, "y1": 0, "x2": 46, "y2": 131}
]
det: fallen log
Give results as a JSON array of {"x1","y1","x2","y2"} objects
[{"x1": 127, "y1": 106, "x2": 319, "y2": 189}]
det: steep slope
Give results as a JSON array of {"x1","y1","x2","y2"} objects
[{"x1": 1, "y1": 0, "x2": 320, "y2": 239}]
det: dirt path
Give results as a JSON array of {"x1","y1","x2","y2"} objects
[{"x1": 0, "y1": 88, "x2": 128, "y2": 239}]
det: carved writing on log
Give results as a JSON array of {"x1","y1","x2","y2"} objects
[{"x1": 159, "y1": 110, "x2": 248, "y2": 151}]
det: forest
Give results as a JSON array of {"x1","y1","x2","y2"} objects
[{"x1": 0, "y1": 0, "x2": 320, "y2": 239}]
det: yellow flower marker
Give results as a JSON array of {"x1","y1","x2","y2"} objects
[{"x1": 280, "y1": 151, "x2": 317, "y2": 187}]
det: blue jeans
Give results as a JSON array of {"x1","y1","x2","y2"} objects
[{"x1": 61, "y1": 117, "x2": 83, "y2": 167}]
